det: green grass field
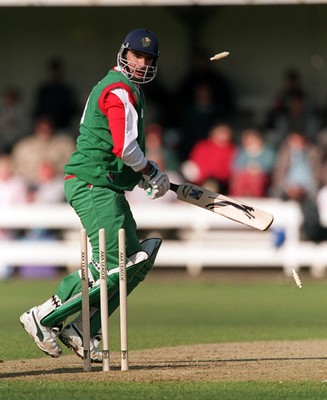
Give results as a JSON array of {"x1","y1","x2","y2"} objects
[{"x1": 1, "y1": 271, "x2": 327, "y2": 399}]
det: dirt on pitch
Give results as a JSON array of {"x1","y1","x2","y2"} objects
[
  {"x1": 3, "y1": 270, "x2": 327, "y2": 383},
  {"x1": 2, "y1": 340, "x2": 327, "y2": 383}
]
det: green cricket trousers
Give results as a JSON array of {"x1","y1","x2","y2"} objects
[{"x1": 55, "y1": 175, "x2": 142, "y2": 303}]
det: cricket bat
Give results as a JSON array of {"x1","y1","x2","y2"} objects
[{"x1": 170, "y1": 182, "x2": 274, "y2": 231}]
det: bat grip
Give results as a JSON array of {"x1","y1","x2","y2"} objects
[{"x1": 169, "y1": 182, "x2": 179, "y2": 193}]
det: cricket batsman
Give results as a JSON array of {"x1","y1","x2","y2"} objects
[{"x1": 20, "y1": 28, "x2": 169, "y2": 361}]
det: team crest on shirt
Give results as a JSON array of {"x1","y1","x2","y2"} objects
[{"x1": 141, "y1": 37, "x2": 151, "y2": 48}]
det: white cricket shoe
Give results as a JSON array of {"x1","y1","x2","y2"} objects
[
  {"x1": 20, "y1": 307, "x2": 62, "y2": 358},
  {"x1": 59, "y1": 320, "x2": 102, "y2": 363}
]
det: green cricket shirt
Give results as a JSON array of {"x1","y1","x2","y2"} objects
[{"x1": 64, "y1": 68, "x2": 146, "y2": 192}]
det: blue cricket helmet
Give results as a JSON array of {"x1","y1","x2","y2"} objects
[
  {"x1": 122, "y1": 29, "x2": 160, "y2": 58},
  {"x1": 117, "y1": 28, "x2": 159, "y2": 84}
]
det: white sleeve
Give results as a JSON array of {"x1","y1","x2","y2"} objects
[{"x1": 111, "y1": 88, "x2": 147, "y2": 172}]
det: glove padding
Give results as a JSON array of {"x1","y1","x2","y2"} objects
[
  {"x1": 138, "y1": 177, "x2": 150, "y2": 191},
  {"x1": 139, "y1": 161, "x2": 170, "y2": 200}
]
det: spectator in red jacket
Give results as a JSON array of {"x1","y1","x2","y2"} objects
[{"x1": 181, "y1": 122, "x2": 236, "y2": 194}]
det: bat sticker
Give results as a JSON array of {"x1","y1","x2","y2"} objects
[
  {"x1": 182, "y1": 185, "x2": 203, "y2": 200},
  {"x1": 206, "y1": 199, "x2": 255, "y2": 220}
]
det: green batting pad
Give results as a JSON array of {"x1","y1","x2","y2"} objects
[
  {"x1": 41, "y1": 258, "x2": 145, "y2": 327},
  {"x1": 89, "y1": 237, "x2": 162, "y2": 336}
]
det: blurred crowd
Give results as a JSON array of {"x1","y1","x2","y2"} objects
[{"x1": 2, "y1": 52, "x2": 327, "y2": 279}]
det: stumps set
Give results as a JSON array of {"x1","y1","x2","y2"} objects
[{"x1": 80, "y1": 227, "x2": 128, "y2": 372}]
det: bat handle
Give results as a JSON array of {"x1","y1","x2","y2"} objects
[{"x1": 169, "y1": 182, "x2": 179, "y2": 194}]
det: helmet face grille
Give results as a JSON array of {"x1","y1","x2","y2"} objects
[
  {"x1": 116, "y1": 29, "x2": 159, "y2": 84},
  {"x1": 117, "y1": 45, "x2": 158, "y2": 84}
]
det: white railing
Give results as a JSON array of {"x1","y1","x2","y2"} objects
[{"x1": 0, "y1": 198, "x2": 326, "y2": 276}]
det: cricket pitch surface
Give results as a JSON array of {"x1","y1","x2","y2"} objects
[{"x1": 2, "y1": 340, "x2": 327, "y2": 382}]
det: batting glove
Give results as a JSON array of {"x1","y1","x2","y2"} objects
[
  {"x1": 138, "y1": 177, "x2": 150, "y2": 190},
  {"x1": 141, "y1": 161, "x2": 170, "y2": 200}
]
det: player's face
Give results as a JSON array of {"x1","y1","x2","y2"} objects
[{"x1": 126, "y1": 50, "x2": 154, "y2": 80}]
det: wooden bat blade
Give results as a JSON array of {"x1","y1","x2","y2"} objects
[{"x1": 170, "y1": 182, "x2": 274, "y2": 231}]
